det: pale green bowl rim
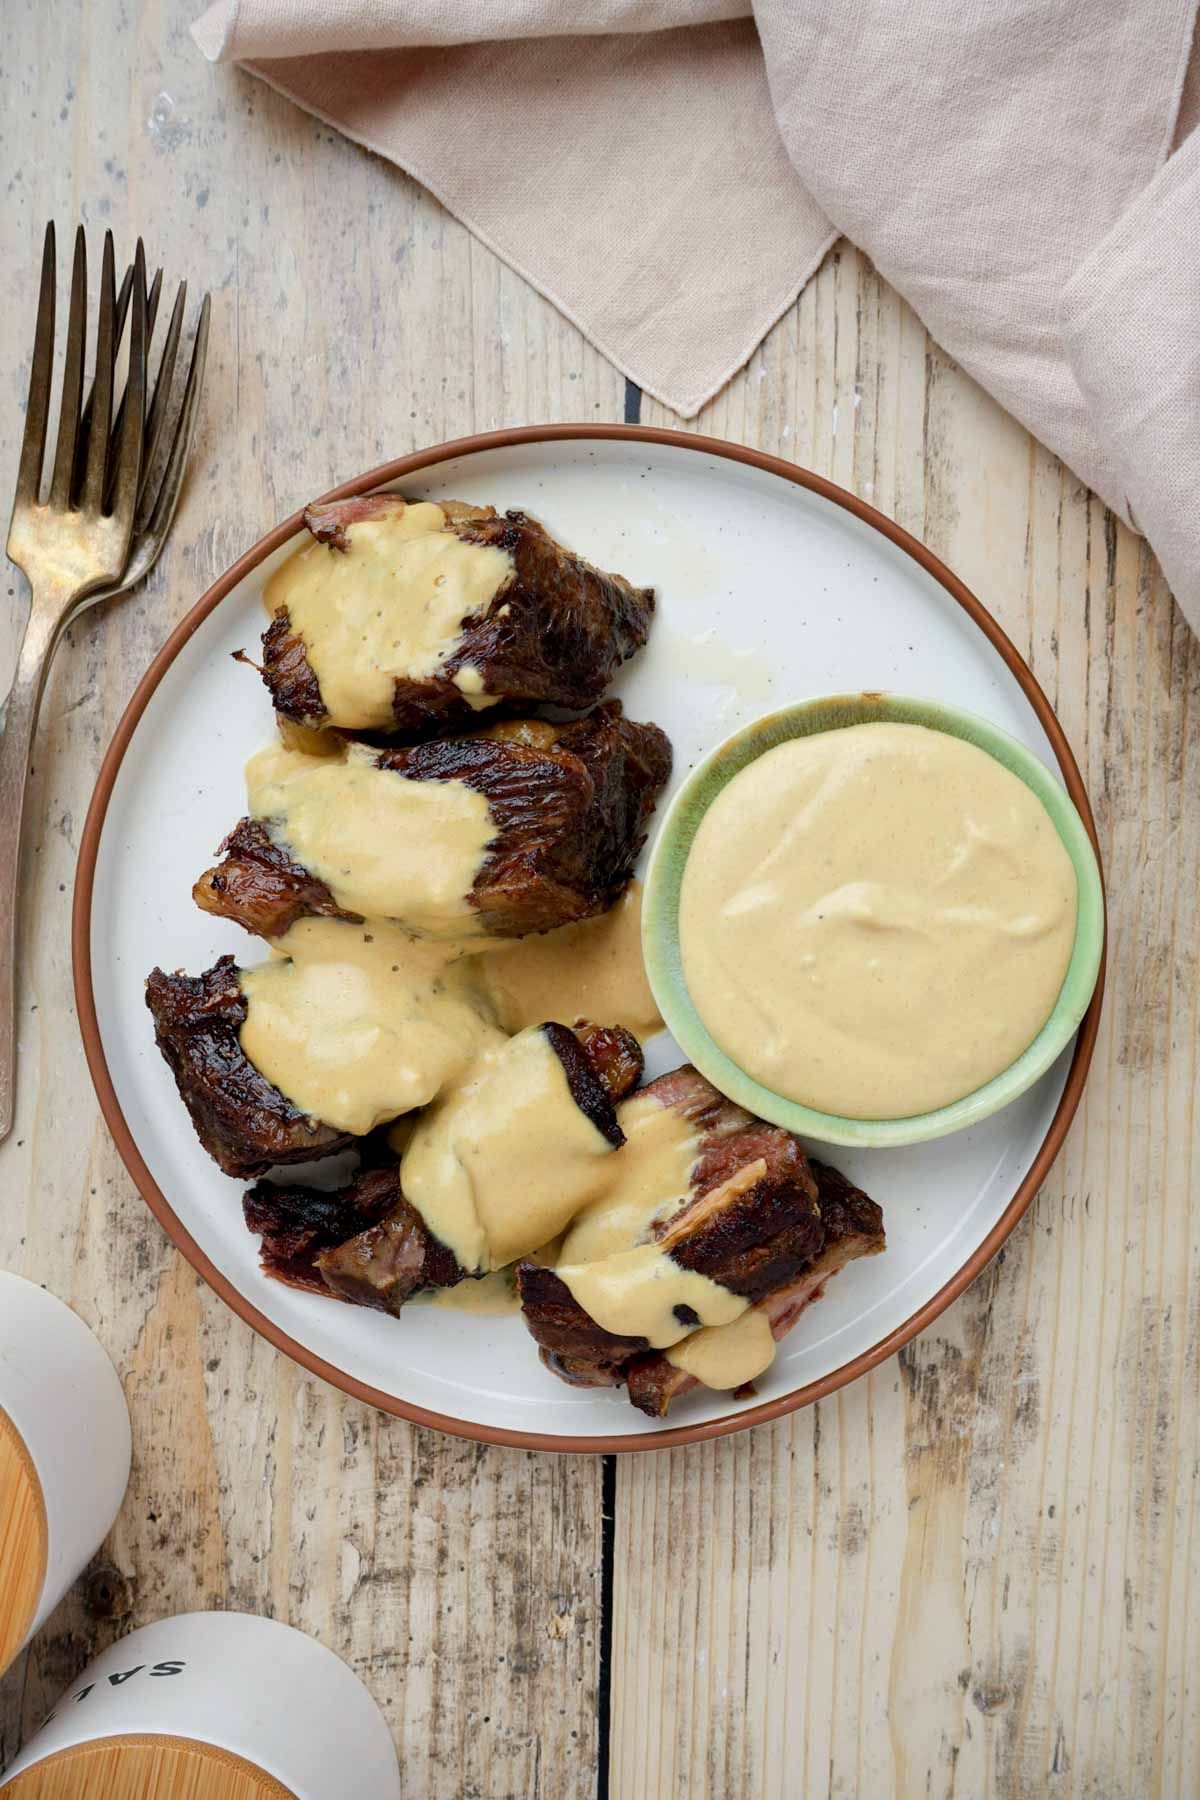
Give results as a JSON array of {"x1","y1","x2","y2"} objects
[{"x1": 642, "y1": 692, "x2": 1106, "y2": 1149}]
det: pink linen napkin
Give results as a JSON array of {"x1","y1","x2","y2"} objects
[
  {"x1": 1060, "y1": 125, "x2": 1200, "y2": 620},
  {"x1": 193, "y1": 1, "x2": 1200, "y2": 630}
]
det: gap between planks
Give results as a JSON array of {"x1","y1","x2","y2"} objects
[{"x1": 595, "y1": 376, "x2": 643, "y2": 1800}]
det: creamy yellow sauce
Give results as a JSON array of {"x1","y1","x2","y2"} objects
[
  {"x1": 556, "y1": 1096, "x2": 752, "y2": 1354},
  {"x1": 476, "y1": 885, "x2": 663, "y2": 1042},
  {"x1": 400, "y1": 1027, "x2": 617, "y2": 1273},
  {"x1": 234, "y1": 875, "x2": 661, "y2": 1208},
  {"x1": 680, "y1": 721, "x2": 1078, "y2": 1119},
  {"x1": 422, "y1": 1269, "x2": 522, "y2": 1316},
  {"x1": 452, "y1": 664, "x2": 489, "y2": 699},
  {"x1": 264, "y1": 499, "x2": 513, "y2": 728},
  {"x1": 246, "y1": 740, "x2": 495, "y2": 935},
  {"x1": 665, "y1": 1307, "x2": 775, "y2": 1387},
  {"x1": 399, "y1": 1037, "x2": 765, "y2": 1376},
  {"x1": 556, "y1": 1244, "x2": 746, "y2": 1349},
  {"x1": 558, "y1": 1090, "x2": 700, "y2": 1264},
  {"x1": 238, "y1": 921, "x2": 765, "y2": 1383},
  {"x1": 239, "y1": 918, "x2": 504, "y2": 1136},
  {"x1": 240, "y1": 918, "x2": 775, "y2": 1392}
]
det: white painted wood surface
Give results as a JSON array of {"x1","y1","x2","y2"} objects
[{"x1": 1, "y1": 5, "x2": 1196, "y2": 1795}]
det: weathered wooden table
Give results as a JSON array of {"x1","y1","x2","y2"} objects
[{"x1": 2, "y1": 5, "x2": 1197, "y2": 1795}]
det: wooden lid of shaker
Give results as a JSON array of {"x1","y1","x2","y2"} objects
[
  {"x1": 0, "y1": 1404, "x2": 48, "y2": 1676},
  {"x1": 1, "y1": 1736, "x2": 299, "y2": 1798}
]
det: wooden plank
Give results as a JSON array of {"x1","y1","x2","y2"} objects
[
  {"x1": 619, "y1": 246, "x2": 1199, "y2": 1797},
  {"x1": 0, "y1": 4, "x2": 620, "y2": 1793},
  {"x1": 2, "y1": 7, "x2": 1197, "y2": 1797}
]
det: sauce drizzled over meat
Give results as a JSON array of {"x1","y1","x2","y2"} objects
[
  {"x1": 243, "y1": 739, "x2": 496, "y2": 936},
  {"x1": 237, "y1": 919, "x2": 504, "y2": 1139},
  {"x1": 261, "y1": 494, "x2": 655, "y2": 735},
  {"x1": 195, "y1": 706, "x2": 672, "y2": 943},
  {"x1": 153, "y1": 891, "x2": 884, "y2": 1405},
  {"x1": 146, "y1": 490, "x2": 888, "y2": 1414},
  {"x1": 401, "y1": 1025, "x2": 621, "y2": 1272},
  {"x1": 665, "y1": 1307, "x2": 776, "y2": 1389},
  {"x1": 397, "y1": 1047, "x2": 787, "y2": 1363},
  {"x1": 264, "y1": 499, "x2": 513, "y2": 729}
]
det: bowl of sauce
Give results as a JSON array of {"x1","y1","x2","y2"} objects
[{"x1": 642, "y1": 693, "x2": 1104, "y2": 1147}]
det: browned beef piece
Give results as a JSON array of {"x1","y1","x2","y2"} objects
[
  {"x1": 193, "y1": 820, "x2": 347, "y2": 939},
  {"x1": 514, "y1": 1262, "x2": 630, "y2": 1387},
  {"x1": 242, "y1": 1021, "x2": 641, "y2": 1313},
  {"x1": 193, "y1": 704, "x2": 672, "y2": 942},
  {"x1": 571, "y1": 1021, "x2": 645, "y2": 1104},
  {"x1": 243, "y1": 1161, "x2": 466, "y2": 1311},
  {"x1": 262, "y1": 495, "x2": 655, "y2": 735},
  {"x1": 145, "y1": 957, "x2": 354, "y2": 1179},
  {"x1": 259, "y1": 615, "x2": 323, "y2": 722},
  {"x1": 243, "y1": 1163, "x2": 402, "y2": 1294},
  {"x1": 516, "y1": 1066, "x2": 825, "y2": 1390},
  {"x1": 318, "y1": 1189, "x2": 465, "y2": 1312},
  {"x1": 623, "y1": 1161, "x2": 885, "y2": 1418}
]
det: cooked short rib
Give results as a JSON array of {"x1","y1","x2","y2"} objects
[
  {"x1": 516, "y1": 1070, "x2": 884, "y2": 1411},
  {"x1": 515, "y1": 1066, "x2": 825, "y2": 1388},
  {"x1": 247, "y1": 1163, "x2": 467, "y2": 1312},
  {"x1": 623, "y1": 1161, "x2": 885, "y2": 1417},
  {"x1": 194, "y1": 703, "x2": 672, "y2": 941},
  {"x1": 194, "y1": 822, "x2": 344, "y2": 941},
  {"x1": 244, "y1": 1022, "x2": 645, "y2": 1313},
  {"x1": 145, "y1": 957, "x2": 354, "y2": 1179},
  {"x1": 262, "y1": 496, "x2": 655, "y2": 734},
  {"x1": 242, "y1": 1161, "x2": 404, "y2": 1294}
]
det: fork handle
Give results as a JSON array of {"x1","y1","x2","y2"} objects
[{"x1": 0, "y1": 601, "x2": 62, "y2": 1144}]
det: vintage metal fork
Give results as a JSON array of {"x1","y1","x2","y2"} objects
[{"x1": 1, "y1": 223, "x2": 210, "y2": 1143}]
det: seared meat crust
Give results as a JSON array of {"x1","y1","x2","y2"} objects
[
  {"x1": 261, "y1": 610, "x2": 322, "y2": 721},
  {"x1": 243, "y1": 1163, "x2": 402, "y2": 1294},
  {"x1": 315, "y1": 1178, "x2": 465, "y2": 1312},
  {"x1": 193, "y1": 817, "x2": 349, "y2": 939},
  {"x1": 543, "y1": 1022, "x2": 630, "y2": 1150},
  {"x1": 145, "y1": 957, "x2": 354, "y2": 1178},
  {"x1": 193, "y1": 703, "x2": 672, "y2": 941},
  {"x1": 572, "y1": 1021, "x2": 645, "y2": 1106},
  {"x1": 623, "y1": 1161, "x2": 885, "y2": 1417},
  {"x1": 514, "y1": 1261, "x2": 631, "y2": 1387},
  {"x1": 244, "y1": 1164, "x2": 465, "y2": 1311},
  {"x1": 262, "y1": 496, "x2": 655, "y2": 734}
]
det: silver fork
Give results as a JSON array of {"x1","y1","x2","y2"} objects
[{"x1": 1, "y1": 223, "x2": 210, "y2": 1144}]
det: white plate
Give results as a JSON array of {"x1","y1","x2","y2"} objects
[{"x1": 75, "y1": 428, "x2": 1102, "y2": 1450}]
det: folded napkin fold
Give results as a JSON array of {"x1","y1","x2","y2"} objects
[
  {"x1": 194, "y1": 0, "x2": 1200, "y2": 631},
  {"x1": 1061, "y1": 125, "x2": 1200, "y2": 626}
]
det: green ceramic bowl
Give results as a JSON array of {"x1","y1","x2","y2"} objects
[{"x1": 642, "y1": 692, "x2": 1105, "y2": 1148}]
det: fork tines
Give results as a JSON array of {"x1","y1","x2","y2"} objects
[
  {"x1": 15, "y1": 222, "x2": 210, "y2": 549},
  {"x1": 16, "y1": 224, "x2": 146, "y2": 529}
]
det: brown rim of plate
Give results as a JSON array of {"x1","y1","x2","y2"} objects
[{"x1": 71, "y1": 423, "x2": 1107, "y2": 1456}]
